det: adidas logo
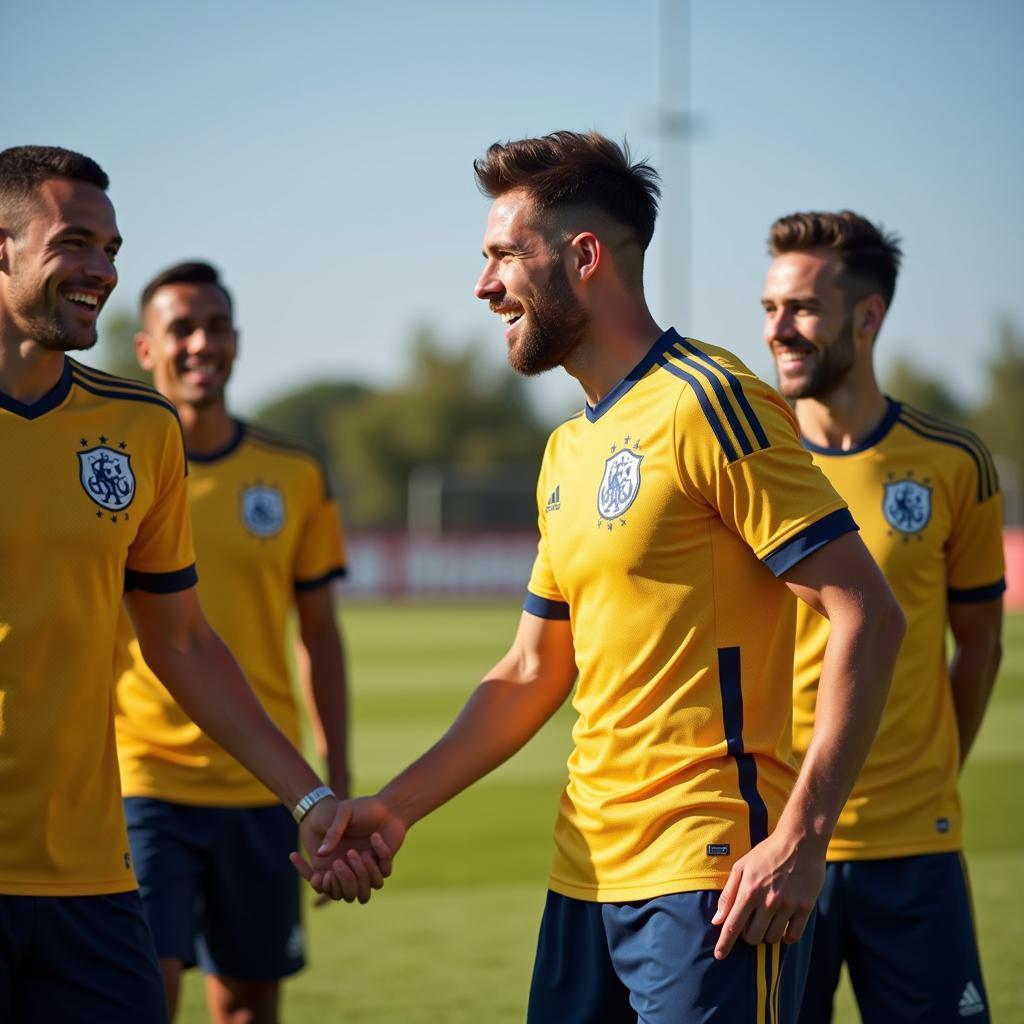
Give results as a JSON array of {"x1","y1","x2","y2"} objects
[
  {"x1": 958, "y1": 980, "x2": 985, "y2": 1017},
  {"x1": 546, "y1": 485, "x2": 561, "y2": 512}
]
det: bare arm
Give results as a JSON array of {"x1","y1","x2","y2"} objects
[
  {"x1": 299, "y1": 610, "x2": 577, "y2": 892},
  {"x1": 295, "y1": 585, "x2": 350, "y2": 797},
  {"x1": 124, "y1": 586, "x2": 375, "y2": 899},
  {"x1": 713, "y1": 531, "x2": 905, "y2": 957},
  {"x1": 948, "y1": 598, "x2": 1003, "y2": 768}
]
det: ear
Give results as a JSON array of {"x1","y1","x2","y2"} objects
[
  {"x1": 134, "y1": 331, "x2": 155, "y2": 371},
  {"x1": 0, "y1": 228, "x2": 9, "y2": 271},
  {"x1": 568, "y1": 231, "x2": 601, "y2": 283},
  {"x1": 856, "y1": 294, "x2": 887, "y2": 341}
]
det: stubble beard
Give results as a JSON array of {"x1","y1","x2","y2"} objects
[
  {"x1": 779, "y1": 318, "x2": 856, "y2": 401},
  {"x1": 7, "y1": 274, "x2": 98, "y2": 353},
  {"x1": 507, "y1": 269, "x2": 589, "y2": 378}
]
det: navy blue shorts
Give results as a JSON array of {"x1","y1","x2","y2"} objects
[
  {"x1": 124, "y1": 797, "x2": 304, "y2": 981},
  {"x1": 527, "y1": 890, "x2": 809, "y2": 1024},
  {"x1": 0, "y1": 890, "x2": 167, "y2": 1023},
  {"x1": 798, "y1": 853, "x2": 989, "y2": 1023}
]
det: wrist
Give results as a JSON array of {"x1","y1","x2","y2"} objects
[{"x1": 292, "y1": 784, "x2": 335, "y2": 823}]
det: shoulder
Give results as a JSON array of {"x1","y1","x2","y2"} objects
[
  {"x1": 893, "y1": 402, "x2": 999, "y2": 501},
  {"x1": 69, "y1": 359, "x2": 180, "y2": 424},
  {"x1": 658, "y1": 337, "x2": 789, "y2": 463},
  {"x1": 241, "y1": 421, "x2": 334, "y2": 496}
]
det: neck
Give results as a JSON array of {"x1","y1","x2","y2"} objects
[
  {"x1": 177, "y1": 400, "x2": 237, "y2": 457},
  {"x1": 795, "y1": 373, "x2": 889, "y2": 450},
  {"x1": 564, "y1": 301, "x2": 663, "y2": 406},
  {"x1": 0, "y1": 330, "x2": 67, "y2": 403}
]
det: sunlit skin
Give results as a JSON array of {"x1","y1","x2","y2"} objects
[
  {"x1": 473, "y1": 188, "x2": 663, "y2": 406},
  {"x1": 762, "y1": 248, "x2": 888, "y2": 449},
  {"x1": 473, "y1": 190, "x2": 589, "y2": 377},
  {"x1": 136, "y1": 282, "x2": 238, "y2": 454},
  {"x1": 0, "y1": 177, "x2": 121, "y2": 402}
]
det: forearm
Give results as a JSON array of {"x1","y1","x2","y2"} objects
[
  {"x1": 949, "y1": 637, "x2": 1002, "y2": 768},
  {"x1": 779, "y1": 602, "x2": 904, "y2": 845},
  {"x1": 380, "y1": 668, "x2": 569, "y2": 829},
  {"x1": 300, "y1": 628, "x2": 351, "y2": 796},
  {"x1": 144, "y1": 626, "x2": 322, "y2": 808}
]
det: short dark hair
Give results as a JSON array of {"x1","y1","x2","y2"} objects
[
  {"x1": 140, "y1": 260, "x2": 234, "y2": 317},
  {"x1": 768, "y1": 210, "x2": 903, "y2": 307},
  {"x1": 474, "y1": 131, "x2": 662, "y2": 251},
  {"x1": 0, "y1": 145, "x2": 109, "y2": 233}
]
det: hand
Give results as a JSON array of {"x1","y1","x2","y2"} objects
[
  {"x1": 291, "y1": 795, "x2": 407, "y2": 903},
  {"x1": 710, "y1": 830, "x2": 824, "y2": 959}
]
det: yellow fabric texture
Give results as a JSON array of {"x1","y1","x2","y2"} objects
[
  {"x1": 793, "y1": 401, "x2": 1005, "y2": 860},
  {"x1": 115, "y1": 422, "x2": 346, "y2": 806},
  {"x1": 526, "y1": 331, "x2": 853, "y2": 901},
  {"x1": 0, "y1": 359, "x2": 195, "y2": 895}
]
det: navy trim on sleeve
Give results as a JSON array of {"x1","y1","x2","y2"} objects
[
  {"x1": 948, "y1": 579, "x2": 1006, "y2": 603},
  {"x1": 523, "y1": 591, "x2": 571, "y2": 620},
  {"x1": 125, "y1": 564, "x2": 198, "y2": 594},
  {"x1": 761, "y1": 508, "x2": 859, "y2": 577},
  {"x1": 294, "y1": 566, "x2": 348, "y2": 592}
]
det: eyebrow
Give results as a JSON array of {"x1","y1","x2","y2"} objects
[{"x1": 58, "y1": 224, "x2": 123, "y2": 249}]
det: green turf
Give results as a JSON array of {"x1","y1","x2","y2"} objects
[{"x1": 176, "y1": 605, "x2": 1024, "y2": 1023}]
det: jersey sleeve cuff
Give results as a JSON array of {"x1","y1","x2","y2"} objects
[
  {"x1": 524, "y1": 591, "x2": 571, "y2": 620},
  {"x1": 761, "y1": 508, "x2": 859, "y2": 578},
  {"x1": 124, "y1": 564, "x2": 198, "y2": 594},
  {"x1": 948, "y1": 579, "x2": 1006, "y2": 603},
  {"x1": 295, "y1": 566, "x2": 348, "y2": 592}
]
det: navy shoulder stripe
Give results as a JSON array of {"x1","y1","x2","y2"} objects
[
  {"x1": 69, "y1": 359, "x2": 156, "y2": 396},
  {"x1": 245, "y1": 423, "x2": 334, "y2": 499},
  {"x1": 659, "y1": 358, "x2": 739, "y2": 461},
  {"x1": 897, "y1": 407, "x2": 998, "y2": 502}
]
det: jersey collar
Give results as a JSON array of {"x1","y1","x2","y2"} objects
[
  {"x1": 585, "y1": 328, "x2": 681, "y2": 422},
  {"x1": 187, "y1": 419, "x2": 246, "y2": 463},
  {"x1": 800, "y1": 397, "x2": 901, "y2": 456},
  {"x1": 0, "y1": 356, "x2": 73, "y2": 420}
]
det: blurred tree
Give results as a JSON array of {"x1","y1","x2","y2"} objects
[
  {"x1": 325, "y1": 324, "x2": 550, "y2": 529},
  {"x1": 254, "y1": 381, "x2": 370, "y2": 465},
  {"x1": 970, "y1": 318, "x2": 1024, "y2": 523},
  {"x1": 883, "y1": 355, "x2": 967, "y2": 424}
]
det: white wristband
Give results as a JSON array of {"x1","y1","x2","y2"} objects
[{"x1": 292, "y1": 785, "x2": 335, "y2": 823}]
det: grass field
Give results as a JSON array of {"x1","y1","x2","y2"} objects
[{"x1": 177, "y1": 605, "x2": 1024, "y2": 1023}]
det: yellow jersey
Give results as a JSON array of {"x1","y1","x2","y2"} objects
[
  {"x1": 526, "y1": 330, "x2": 856, "y2": 902},
  {"x1": 115, "y1": 421, "x2": 347, "y2": 806},
  {"x1": 0, "y1": 358, "x2": 195, "y2": 895},
  {"x1": 793, "y1": 399, "x2": 1005, "y2": 859}
]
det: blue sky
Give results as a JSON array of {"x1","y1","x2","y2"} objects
[{"x1": 4, "y1": 0, "x2": 1022, "y2": 424}]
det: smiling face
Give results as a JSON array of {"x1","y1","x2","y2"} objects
[
  {"x1": 474, "y1": 189, "x2": 589, "y2": 377},
  {"x1": 0, "y1": 177, "x2": 121, "y2": 352},
  {"x1": 761, "y1": 248, "x2": 858, "y2": 401},
  {"x1": 137, "y1": 281, "x2": 237, "y2": 410}
]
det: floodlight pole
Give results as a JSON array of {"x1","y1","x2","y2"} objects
[{"x1": 657, "y1": 0, "x2": 693, "y2": 332}]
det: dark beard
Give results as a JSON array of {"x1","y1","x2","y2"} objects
[
  {"x1": 782, "y1": 318, "x2": 856, "y2": 400},
  {"x1": 507, "y1": 267, "x2": 589, "y2": 377},
  {"x1": 7, "y1": 277, "x2": 98, "y2": 352}
]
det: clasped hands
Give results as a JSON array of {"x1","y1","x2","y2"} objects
[{"x1": 291, "y1": 795, "x2": 406, "y2": 904}]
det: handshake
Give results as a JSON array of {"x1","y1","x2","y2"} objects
[{"x1": 291, "y1": 794, "x2": 407, "y2": 904}]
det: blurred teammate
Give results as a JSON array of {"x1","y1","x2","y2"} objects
[
  {"x1": 114, "y1": 261, "x2": 351, "y2": 1024},
  {"x1": 306, "y1": 132, "x2": 905, "y2": 1024},
  {"x1": 762, "y1": 210, "x2": 1004, "y2": 1023},
  {"x1": 0, "y1": 146, "x2": 379, "y2": 1024}
]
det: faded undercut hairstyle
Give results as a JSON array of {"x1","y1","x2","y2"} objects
[
  {"x1": 0, "y1": 145, "x2": 109, "y2": 234},
  {"x1": 769, "y1": 210, "x2": 903, "y2": 308},
  {"x1": 140, "y1": 260, "x2": 234, "y2": 317},
  {"x1": 474, "y1": 131, "x2": 662, "y2": 252}
]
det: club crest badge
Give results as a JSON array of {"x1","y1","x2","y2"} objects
[
  {"x1": 241, "y1": 485, "x2": 285, "y2": 538},
  {"x1": 78, "y1": 446, "x2": 136, "y2": 512},
  {"x1": 598, "y1": 448, "x2": 643, "y2": 520},
  {"x1": 883, "y1": 478, "x2": 931, "y2": 534}
]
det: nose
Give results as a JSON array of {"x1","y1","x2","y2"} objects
[
  {"x1": 474, "y1": 258, "x2": 502, "y2": 302},
  {"x1": 186, "y1": 328, "x2": 212, "y2": 353},
  {"x1": 766, "y1": 308, "x2": 796, "y2": 343},
  {"x1": 84, "y1": 246, "x2": 117, "y2": 287}
]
